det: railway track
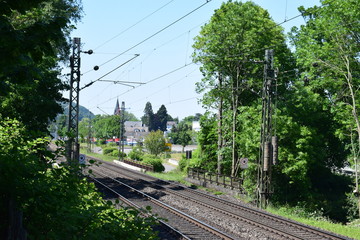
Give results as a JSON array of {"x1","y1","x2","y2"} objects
[
  {"x1": 88, "y1": 158, "x2": 352, "y2": 240},
  {"x1": 90, "y1": 168, "x2": 236, "y2": 240}
]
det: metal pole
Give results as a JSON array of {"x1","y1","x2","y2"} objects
[
  {"x1": 67, "y1": 37, "x2": 81, "y2": 164},
  {"x1": 257, "y1": 49, "x2": 275, "y2": 209},
  {"x1": 121, "y1": 101, "x2": 125, "y2": 161},
  {"x1": 118, "y1": 101, "x2": 125, "y2": 161}
]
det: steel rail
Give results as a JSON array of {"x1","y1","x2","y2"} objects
[
  {"x1": 91, "y1": 168, "x2": 236, "y2": 240},
  {"x1": 89, "y1": 175, "x2": 190, "y2": 240},
  {"x1": 88, "y1": 158, "x2": 352, "y2": 240}
]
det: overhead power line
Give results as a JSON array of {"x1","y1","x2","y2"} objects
[
  {"x1": 94, "y1": 0, "x2": 213, "y2": 69},
  {"x1": 95, "y1": 63, "x2": 194, "y2": 107},
  {"x1": 80, "y1": 54, "x2": 140, "y2": 91},
  {"x1": 94, "y1": 0, "x2": 176, "y2": 50}
]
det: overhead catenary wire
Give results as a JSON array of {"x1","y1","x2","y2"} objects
[
  {"x1": 93, "y1": 63, "x2": 194, "y2": 108},
  {"x1": 93, "y1": 0, "x2": 176, "y2": 51},
  {"x1": 128, "y1": 68, "x2": 198, "y2": 106},
  {"x1": 84, "y1": 0, "x2": 212, "y2": 74},
  {"x1": 84, "y1": 21, "x2": 206, "y2": 106},
  {"x1": 80, "y1": 54, "x2": 140, "y2": 91},
  {"x1": 91, "y1": 10, "x2": 303, "y2": 112},
  {"x1": 86, "y1": 2, "x2": 341, "y2": 118}
]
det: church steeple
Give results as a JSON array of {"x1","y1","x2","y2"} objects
[{"x1": 114, "y1": 99, "x2": 120, "y2": 115}]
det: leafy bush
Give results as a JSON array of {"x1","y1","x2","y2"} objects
[
  {"x1": 0, "y1": 119, "x2": 157, "y2": 239},
  {"x1": 110, "y1": 150, "x2": 127, "y2": 158},
  {"x1": 142, "y1": 155, "x2": 165, "y2": 172},
  {"x1": 103, "y1": 147, "x2": 118, "y2": 155},
  {"x1": 179, "y1": 148, "x2": 201, "y2": 172},
  {"x1": 178, "y1": 155, "x2": 188, "y2": 171},
  {"x1": 128, "y1": 145, "x2": 144, "y2": 161}
]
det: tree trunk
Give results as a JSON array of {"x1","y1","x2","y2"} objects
[
  {"x1": 217, "y1": 73, "x2": 223, "y2": 174},
  {"x1": 343, "y1": 49, "x2": 360, "y2": 218},
  {"x1": 231, "y1": 67, "x2": 240, "y2": 177},
  {"x1": 7, "y1": 198, "x2": 27, "y2": 240}
]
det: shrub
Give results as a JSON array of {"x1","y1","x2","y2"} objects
[
  {"x1": 128, "y1": 145, "x2": 144, "y2": 161},
  {"x1": 103, "y1": 147, "x2": 117, "y2": 155},
  {"x1": 109, "y1": 150, "x2": 127, "y2": 158},
  {"x1": 178, "y1": 148, "x2": 201, "y2": 172},
  {"x1": 178, "y1": 155, "x2": 188, "y2": 171},
  {"x1": 142, "y1": 155, "x2": 165, "y2": 172},
  {"x1": 107, "y1": 142, "x2": 117, "y2": 147}
]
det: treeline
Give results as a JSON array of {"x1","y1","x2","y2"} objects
[
  {"x1": 189, "y1": 0, "x2": 359, "y2": 223},
  {"x1": 141, "y1": 102, "x2": 176, "y2": 131}
]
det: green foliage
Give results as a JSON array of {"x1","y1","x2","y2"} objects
[
  {"x1": 182, "y1": 113, "x2": 202, "y2": 124},
  {"x1": 178, "y1": 156, "x2": 188, "y2": 171},
  {"x1": 178, "y1": 148, "x2": 202, "y2": 172},
  {"x1": 144, "y1": 130, "x2": 166, "y2": 156},
  {"x1": 92, "y1": 114, "x2": 121, "y2": 139},
  {"x1": 190, "y1": 0, "x2": 357, "y2": 223},
  {"x1": 169, "y1": 121, "x2": 192, "y2": 150},
  {"x1": 141, "y1": 102, "x2": 173, "y2": 131},
  {"x1": 267, "y1": 205, "x2": 360, "y2": 240},
  {"x1": 128, "y1": 145, "x2": 145, "y2": 161},
  {"x1": 345, "y1": 192, "x2": 360, "y2": 222},
  {"x1": 141, "y1": 101, "x2": 154, "y2": 129},
  {"x1": 102, "y1": 147, "x2": 126, "y2": 158},
  {"x1": 195, "y1": 113, "x2": 218, "y2": 172},
  {"x1": 78, "y1": 117, "x2": 91, "y2": 142},
  {"x1": 142, "y1": 155, "x2": 165, "y2": 172},
  {"x1": 103, "y1": 147, "x2": 118, "y2": 155},
  {"x1": 155, "y1": 104, "x2": 169, "y2": 132},
  {"x1": 0, "y1": 118, "x2": 157, "y2": 239},
  {"x1": 0, "y1": 0, "x2": 82, "y2": 133}
]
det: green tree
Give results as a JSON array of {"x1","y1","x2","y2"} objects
[
  {"x1": 193, "y1": 1, "x2": 292, "y2": 175},
  {"x1": 78, "y1": 117, "x2": 91, "y2": 143},
  {"x1": 144, "y1": 130, "x2": 166, "y2": 156},
  {"x1": 92, "y1": 115, "x2": 121, "y2": 139},
  {"x1": 0, "y1": 118, "x2": 158, "y2": 239},
  {"x1": 182, "y1": 113, "x2": 202, "y2": 124},
  {"x1": 290, "y1": 0, "x2": 360, "y2": 219},
  {"x1": 169, "y1": 122, "x2": 192, "y2": 152},
  {"x1": 195, "y1": 113, "x2": 218, "y2": 171},
  {"x1": 192, "y1": 1, "x2": 294, "y2": 176},
  {"x1": 156, "y1": 104, "x2": 168, "y2": 132},
  {"x1": 124, "y1": 111, "x2": 139, "y2": 122},
  {"x1": 141, "y1": 102, "x2": 154, "y2": 130},
  {"x1": 0, "y1": 0, "x2": 82, "y2": 133}
]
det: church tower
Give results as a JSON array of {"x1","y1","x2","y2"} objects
[{"x1": 114, "y1": 99, "x2": 120, "y2": 115}]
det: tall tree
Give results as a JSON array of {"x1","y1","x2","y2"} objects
[
  {"x1": 156, "y1": 104, "x2": 168, "y2": 132},
  {"x1": 141, "y1": 102, "x2": 154, "y2": 130},
  {"x1": 192, "y1": 1, "x2": 294, "y2": 176},
  {"x1": 169, "y1": 122, "x2": 192, "y2": 152},
  {"x1": 92, "y1": 115, "x2": 121, "y2": 139},
  {"x1": 0, "y1": 0, "x2": 82, "y2": 133},
  {"x1": 290, "y1": 0, "x2": 360, "y2": 218}
]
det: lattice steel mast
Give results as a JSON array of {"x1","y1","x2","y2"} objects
[
  {"x1": 257, "y1": 49, "x2": 277, "y2": 208},
  {"x1": 67, "y1": 37, "x2": 81, "y2": 163}
]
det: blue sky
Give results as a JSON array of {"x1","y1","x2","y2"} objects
[{"x1": 68, "y1": 0, "x2": 320, "y2": 120}]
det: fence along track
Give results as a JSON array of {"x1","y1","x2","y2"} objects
[
  {"x1": 90, "y1": 168, "x2": 235, "y2": 240},
  {"x1": 88, "y1": 158, "x2": 352, "y2": 240}
]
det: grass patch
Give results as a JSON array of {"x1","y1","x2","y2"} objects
[
  {"x1": 147, "y1": 170, "x2": 191, "y2": 186},
  {"x1": 169, "y1": 152, "x2": 184, "y2": 161},
  {"x1": 267, "y1": 206, "x2": 360, "y2": 239},
  {"x1": 80, "y1": 149, "x2": 115, "y2": 162}
]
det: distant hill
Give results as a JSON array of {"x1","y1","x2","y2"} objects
[{"x1": 60, "y1": 102, "x2": 95, "y2": 121}]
